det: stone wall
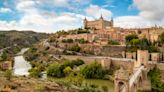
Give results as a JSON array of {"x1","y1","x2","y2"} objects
[{"x1": 60, "y1": 55, "x2": 134, "y2": 72}]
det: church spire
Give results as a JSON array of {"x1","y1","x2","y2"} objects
[{"x1": 100, "y1": 14, "x2": 103, "y2": 20}]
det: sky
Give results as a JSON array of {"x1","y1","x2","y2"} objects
[{"x1": 0, "y1": 0, "x2": 164, "y2": 33}]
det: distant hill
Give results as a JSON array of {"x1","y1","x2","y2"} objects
[
  {"x1": 0, "y1": 30, "x2": 49, "y2": 49},
  {"x1": 0, "y1": 30, "x2": 49, "y2": 61}
]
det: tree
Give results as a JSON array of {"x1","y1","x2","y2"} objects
[
  {"x1": 69, "y1": 44, "x2": 81, "y2": 52},
  {"x1": 72, "y1": 59, "x2": 85, "y2": 66},
  {"x1": 125, "y1": 34, "x2": 138, "y2": 44},
  {"x1": 160, "y1": 32, "x2": 164, "y2": 43},
  {"x1": 47, "y1": 64, "x2": 64, "y2": 78},
  {"x1": 108, "y1": 40, "x2": 120, "y2": 45},
  {"x1": 63, "y1": 66, "x2": 72, "y2": 76},
  {"x1": 29, "y1": 67, "x2": 41, "y2": 78},
  {"x1": 5, "y1": 70, "x2": 12, "y2": 80},
  {"x1": 80, "y1": 62, "x2": 105, "y2": 79}
]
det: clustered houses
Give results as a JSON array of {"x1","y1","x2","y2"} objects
[{"x1": 59, "y1": 15, "x2": 164, "y2": 45}]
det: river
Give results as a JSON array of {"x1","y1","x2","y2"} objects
[{"x1": 13, "y1": 48, "x2": 32, "y2": 76}]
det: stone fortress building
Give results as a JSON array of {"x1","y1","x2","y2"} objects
[
  {"x1": 84, "y1": 15, "x2": 114, "y2": 30},
  {"x1": 59, "y1": 15, "x2": 164, "y2": 45}
]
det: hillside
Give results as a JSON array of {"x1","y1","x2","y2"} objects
[
  {"x1": 0, "y1": 30, "x2": 49, "y2": 61},
  {"x1": 0, "y1": 30, "x2": 49, "y2": 49}
]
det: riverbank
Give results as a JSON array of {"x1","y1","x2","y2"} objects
[
  {"x1": 13, "y1": 48, "x2": 31, "y2": 76},
  {"x1": 48, "y1": 77, "x2": 114, "y2": 92}
]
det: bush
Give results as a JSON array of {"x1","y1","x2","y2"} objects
[
  {"x1": 5, "y1": 70, "x2": 12, "y2": 80},
  {"x1": 29, "y1": 67, "x2": 41, "y2": 78},
  {"x1": 72, "y1": 59, "x2": 85, "y2": 66},
  {"x1": 69, "y1": 44, "x2": 81, "y2": 52},
  {"x1": 80, "y1": 62, "x2": 106, "y2": 79},
  {"x1": 63, "y1": 66, "x2": 72, "y2": 76},
  {"x1": 76, "y1": 38, "x2": 88, "y2": 44},
  {"x1": 108, "y1": 40, "x2": 120, "y2": 45},
  {"x1": 160, "y1": 32, "x2": 164, "y2": 43},
  {"x1": 47, "y1": 64, "x2": 64, "y2": 78},
  {"x1": 62, "y1": 39, "x2": 73, "y2": 43}
]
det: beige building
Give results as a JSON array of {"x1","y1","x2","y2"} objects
[
  {"x1": 84, "y1": 15, "x2": 113, "y2": 30},
  {"x1": 59, "y1": 15, "x2": 164, "y2": 45}
]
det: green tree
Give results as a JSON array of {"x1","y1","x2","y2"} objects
[
  {"x1": 69, "y1": 44, "x2": 81, "y2": 52},
  {"x1": 80, "y1": 62, "x2": 105, "y2": 79},
  {"x1": 125, "y1": 34, "x2": 138, "y2": 44},
  {"x1": 63, "y1": 66, "x2": 72, "y2": 76},
  {"x1": 160, "y1": 32, "x2": 164, "y2": 43},
  {"x1": 47, "y1": 64, "x2": 64, "y2": 78},
  {"x1": 5, "y1": 70, "x2": 12, "y2": 80},
  {"x1": 72, "y1": 59, "x2": 84, "y2": 66},
  {"x1": 29, "y1": 67, "x2": 41, "y2": 78},
  {"x1": 108, "y1": 40, "x2": 120, "y2": 45}
]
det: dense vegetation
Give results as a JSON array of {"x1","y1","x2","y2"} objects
[
  {"x1": 0, "y1": 30, "x2": 48, "y2": 49},
  {"x1": 125, "y1": 34, "x2": 159, "y2": 52},
  {"x1": 80, "y1": 62, "x2": 106, "y2": 79},
  {"x1": 160, "y1": 32, "x2": 164, "y2": 45},
  {"x1": 46, "y1": 59, "x2": 84, "y2": 78},
  {"x1": 108, "y1": 40, "x2": 120, "y2": 45},
  {"x1": 148, "y1": 66, "x2": 164, "y2": 91},
  {"x1": 0, "y1": 31, "x2": 48, "y2": 61}
]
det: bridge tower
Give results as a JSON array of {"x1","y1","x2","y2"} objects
[
  {"x1": 114, "y1": 67, "x2": 129, "y2": 92},
  {"x1": 137, "y1": 50, "x2": 149, "y2": 67}
]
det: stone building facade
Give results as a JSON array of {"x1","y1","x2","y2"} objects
[
  {"x1": 59, "y1": 15, "x2": 164, "y2": 45},
  {"x1": 84, "y1": 15, "x2": 113, "y2": 30}
]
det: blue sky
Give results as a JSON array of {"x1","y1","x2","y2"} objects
[{"x1": 0, "y1": 0, "x2": 163, "y2": 33}]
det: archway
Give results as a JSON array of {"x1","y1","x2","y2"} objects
[{"x1": 118, "y1": 81, "x2": 126, "y2": 92}]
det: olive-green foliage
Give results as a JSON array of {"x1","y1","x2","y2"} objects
[
  {"x1": 47, "y1": 59, "x2": 84, "y2": 78},
  {"x1": 148, "y1": 66, "x2": 164, "y2": 91},
  {"x1": 47, "y1": 63, "x2": 64, "y2": 78},
  {"x1": 56, "y1": 30, "x2": 68, "y2": 36},
  {"x1": 80, "y1": 62, "x2": 106, "y2": 79},
  {"x1": 72, "y1": 59, "x2": 85, "y2": 66},
  {"x1": 62, "y1": 39, "x2": 73, "y2": 43},
  {"x1": 68, "y1": 44, "x2": 81, "y2": 52},
  {"x1": 0, "y1": 51, "x2": 7, "y2": 61},
  {"x1": 29, "y1": 68, "x2": 40, "y2": 78},
  {"x1": 160, "y1": 32, "x2": 164, "y2": 44},
  {"x1": 63, "y1": 66, "x2": 72, "y2": 76},
  {"x1": 125, "y1": 34, "x2": 138, "y2": 44},
  {"x1": 108, "y1": 40, "x2": 120, "y2": 45},
  {"x1": 5, "y1": 70, "x2": 12, "y2": 80},
  {"x1": 125, "y1": 35, "x2": 159, "y2": 52},
  {"x1": 75, "y1": 38, "x2": 88, "y2": 44}
]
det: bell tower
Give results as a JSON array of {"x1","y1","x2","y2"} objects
[{"x1": 83, "y1": 17, "x2": 87, "y2": 29}]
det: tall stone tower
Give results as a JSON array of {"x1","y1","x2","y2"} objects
[
  {"x1": 83, "y1": 17, "x2": 87, "y2": 29},
  {"x1": 111, "y1": 17, "x2": 114, "y2": 27},
  {"x1": 137, "y1": 50, "x2": 149, "y2": 67}
]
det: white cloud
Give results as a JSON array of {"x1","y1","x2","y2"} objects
[
  {"x1": 85, "y1": 4, "x2": 112, "y2": 20},
  {"x1": 0, "y1": 0, "x2": 87, "y2": 33},
  {"x1": 132, "y1": 0, "x2": 164, "y2": 21},
  {"x1": 115, "y1": 0, "x2": 164, "y2": 28},
  {"x1": 0, "y1": 7, "x2": 12, "y2": 13},
  {"x1": 114, "y1": 16, "x2": 156, "y2": 28}
]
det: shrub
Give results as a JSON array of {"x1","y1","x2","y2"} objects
[
  {"x1": 108, "y1": 40, "x2": 120, "y2": 45},
  {"x1": 72, "y1": 59, "x2": 85, "y2": 66},
  {"x1": 5, "y1": 70, "x2": 12, "y2": 80},
  {"x1": 47, "y1": 64, "x2": 64, "y2": 78},
  {"x1": 80, "y1": 62, "x2": 105, "y2": 79},
  {"x1": 63, "y1": 66, "x2": 72, "y2": 76},
  {"x1": 62, "y1": 39, "x2": 73, "y2": 43},
  {"x1": 29, "y1": 67, "x2": 41, "y2": 78},
  {"x1": 69, "y1": 44, "x2": 81, "y2": 52}
]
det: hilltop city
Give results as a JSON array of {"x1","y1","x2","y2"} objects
[{"x1": 0, "y1": 0, "x2": 164, "y2": 92}]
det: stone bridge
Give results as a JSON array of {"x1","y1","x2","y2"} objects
[
  {"x1": 58, "y1": 50, "x2": 152, "y2": 92},
  {"x1": 114, "y1": 50, "x2": 151, "y2": 92}
]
